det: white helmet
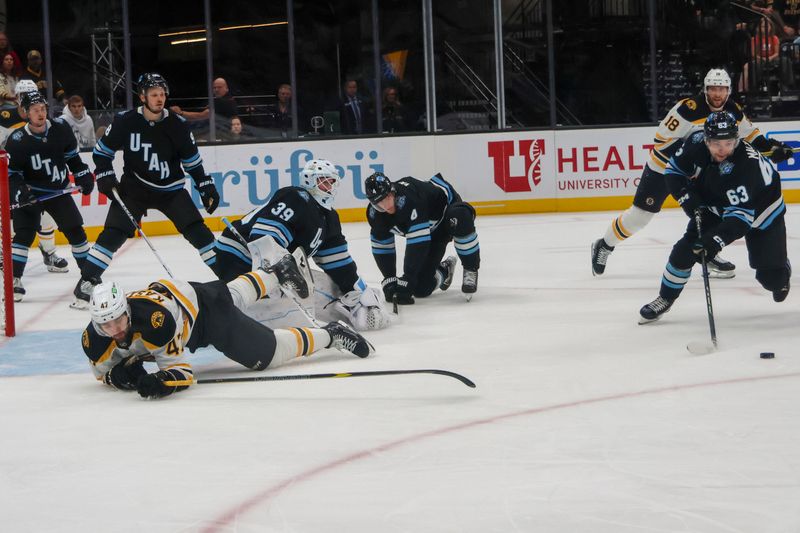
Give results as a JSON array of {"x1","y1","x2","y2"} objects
[
  {"x1": 15, "y1": 79, "x2": 38, "y2": 96},
  {"x1": 90, "y1": 282, "x2": 129, "y2": 332},
  {"x1": 703, "y1": 68, "x2": 731, "y2": 108},
  {"x1": 704, "y1": 68, "x2": 731, "y2": 89},
  {"x1": 300, "y1": 159, "x2": 340, "y2": 210}
]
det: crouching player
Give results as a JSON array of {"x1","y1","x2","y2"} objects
[{"x1": 639, "y1": 111, "x2": 790, "y2": 324}]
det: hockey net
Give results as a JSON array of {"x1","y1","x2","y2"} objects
[{"x1": 0, "y1": 151, "x2": 15, "y2": 336}]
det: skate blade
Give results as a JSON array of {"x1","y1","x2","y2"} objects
[
  {"x1": 463, "y1": 293, "x2": 474, "y2": 302},
  {"x1": 638, "y1": 315, "x2": 661, "y2": 325},
  {"x1": 69, "y1": 299, "x2": 89, "y2": 310},
  {"x1": 13, "y1": 294, "x2": 23, "y2": 303},
  {"x1": 46, "y1": 265, "x2": 69, "y2": 273},
  {"x1": 708, "y1": 270, "x2": 735, "y2": 279},
  {"x1": 687, "y1": 341, "x2": 716, "y2": 355}
]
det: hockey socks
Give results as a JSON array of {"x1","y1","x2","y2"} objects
[
  {"x1": 603, "y1": 205, "x2": 654, "y2": 247},
  {"x1": 38, "y1": 213, "x2": 57, "y2": 254},
  {"x1": 227, "y1": 270, "x2": 281, "y2": 310},
  {"x1": 271, "y1": 327, "x2": 331, "y2": 365}
]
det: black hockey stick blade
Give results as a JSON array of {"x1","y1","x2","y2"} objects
[{"x1": 196, "y1": 369, "x2": 476, "y2": 388}]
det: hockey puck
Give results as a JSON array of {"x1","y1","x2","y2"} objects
[{"x1": 760, "y1": 352, "x2": 775, "y2": 359}]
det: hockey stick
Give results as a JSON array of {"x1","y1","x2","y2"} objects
[
  {"x1": 763, "y1": 146, "x2": 800, "y2": 157},
  {"x1": 221, "y1": 216, "x2": 321, "y2": 327},
  {"x1": 181, "y1": 368, "x2": 476, "y2": 388},
  {"x1": 111, "y1": 188, "x2": 175, "y2": 278},
  {"x1": 687, "y1": 209, "x2": 718, "y2": 355},
  {"x1": 10, "y1": 185, "x2": 82, "y2": 210}
]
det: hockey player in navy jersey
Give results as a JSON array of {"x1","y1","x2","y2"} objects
[
  {"x1": 215, "y1": 159, "x2": 391, "y2": 331},
  {"x1": 5, "y1": 91, "x2": 94, "y2": 301},
  {"x1": 82, "y1": 257, "x2": 373, "y2": 400},
  {"x1": 2, "y1": 79, "x2": 71, "y2": 273},
  {"x1": 639, "y1": 111, "x2": 790, "y2": 324},
  {"x1": 71, "y1": 73, "x2": 222, "y2": 309},
  {"x1": 365, "y1": 171, "x2": 480, "y2": 304},
  {"x1": 591, "y1": 68, "x2": 793, "y2": 278}
]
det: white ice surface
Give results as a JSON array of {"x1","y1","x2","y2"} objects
[{"x1": 2, "y1": 208, "x2": 800, "y2": 532}]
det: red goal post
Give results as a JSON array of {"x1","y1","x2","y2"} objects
[{"x1": 1, "y1": 151, "x2": 15, "y2": 336}]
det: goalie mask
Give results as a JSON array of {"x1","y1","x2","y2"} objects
[
  {"x1": 90, "y1": 281, "x2": 131, "y2": 338},
  {"x1": 300, "y1": 159, "x2": 340, "y2": 209}
]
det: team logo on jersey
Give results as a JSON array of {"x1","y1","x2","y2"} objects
[
  {"x1": 151, "y1": 311, "x2": 165, "y2": 328},
  {"x1": 686, "y1": 100, "x2": 697, "y2": 110},
  {"x1": 719, "y1": 161, "x2": 734, "y2": 175},
  {"x1": 396, "y1": 195, "x2": 406, "y2": 210},
  {"x1": 10, "y1": 130, "x2": 21, "y2": 141},
  {"x1": 487, "y1": 138, "x2": 546, "y2": 192},
  {"x1": 298, "y1": 190, "x2": 310, "y2": 201},
  {"x1": 1, "y1": 110, "x2": 9, "y2": 119},
  {"x1": 691, "y1": 131, "x2": 704, "y2": 143},
  {"x1": 82, "y1": 330, "x2": 90, "y2": 348}
]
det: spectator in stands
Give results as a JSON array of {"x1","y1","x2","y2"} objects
[
  {"x1": 61, "y1": 95, "x2": 96, "y2": 149},
  {"x1": 0, "y1": 53, "x2": 18, "y2": 108},
  {"x1": 340, "y1": 78, "x2": 371, "y2": 135},
  {"x1": 22, "y1": 50, "x2": 66, "y2": 103},
  {"x1": 267, "y1": 83, "x2": 296, "y2": 137},
  {"x1": 742, "y1": 18, "x2": 781, "y2": 92},
  {"x1": 0, "y1": 32, "x2": 22, "y2": 76},
  {"x1": 170, "y1": 77, "x2": 238, "y2": 132},
  {"x1": 778, "y1": 0, "x2": 800, "y2": 35},
  {"x1": 381, "y1": 86, "x2": 408, "y2": 133},
  {"x1": 225, "y1": 115, "x2": 250, "y2": 142}
]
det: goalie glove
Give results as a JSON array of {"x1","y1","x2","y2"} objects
[{"x1": 335, "y1": 287, "x2": 392, "y2": 331}]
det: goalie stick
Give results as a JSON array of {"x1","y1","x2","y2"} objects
[{"x1": 167, "y1": 368, "x2": 476, "y2": 388}]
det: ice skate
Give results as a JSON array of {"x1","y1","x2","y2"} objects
[
  {"x1": 323, "y1": 320, "x2": 374, "y2": 357},
  {"x1": 638, "y1": 296, "x2": 674, "y2": 324}
]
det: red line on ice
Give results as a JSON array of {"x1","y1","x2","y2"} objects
[{"x1": 200, "y1": 370, "x2": 800, "y2": 532}]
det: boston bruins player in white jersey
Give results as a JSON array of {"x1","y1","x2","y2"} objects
[
  {"x1": 590, "y1": 68, "x2": 793, "y2": 278},
  {"x1": 82, "y1": 256, "x2": 373, "y2": 399}
]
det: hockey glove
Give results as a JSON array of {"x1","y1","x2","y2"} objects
[
  {"x1": 196, "y1": 177, "x2": 220, "y2": 214},
  {"x1": 95, "y1": 169, "x2": 120, "y2": 198},
  {"x1": 675, "y1": 188, "x2": 700, "y2": 218},
  {"x1": 768, "y1": 140, "x2": 795, "y2": 164},
  {"x1": 381, "y1": 276, "x2": 414, "y2": 305},
  {"x1": 103, "y1": 355, "x2": 147, "y2": 391},
  {"x1": 11, "y1": 181, "x2": 35, "y2": 207},
  {"x1": 136, "y1": 371, "x2": 175, "y2": 399},
  {"x1": 693, "y1": 233, "x2": 725, "y2": 258},
  {"x1": 73, "y1": 169, "x2": 95, "y2": 195}
]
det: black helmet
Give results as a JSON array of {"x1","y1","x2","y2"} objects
[
  {"x1": 364, "y1": 172, "x2": 394, "y2": 205},
  {"x1": 137, "y1": 72, "x2": 169, "y2": 96},
  {"x1": 21, "y1": 91, "x2": 48, "y2": 112},
  {"x1": 704, "y1": 111, "x2": 738, "y2": 141}
]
